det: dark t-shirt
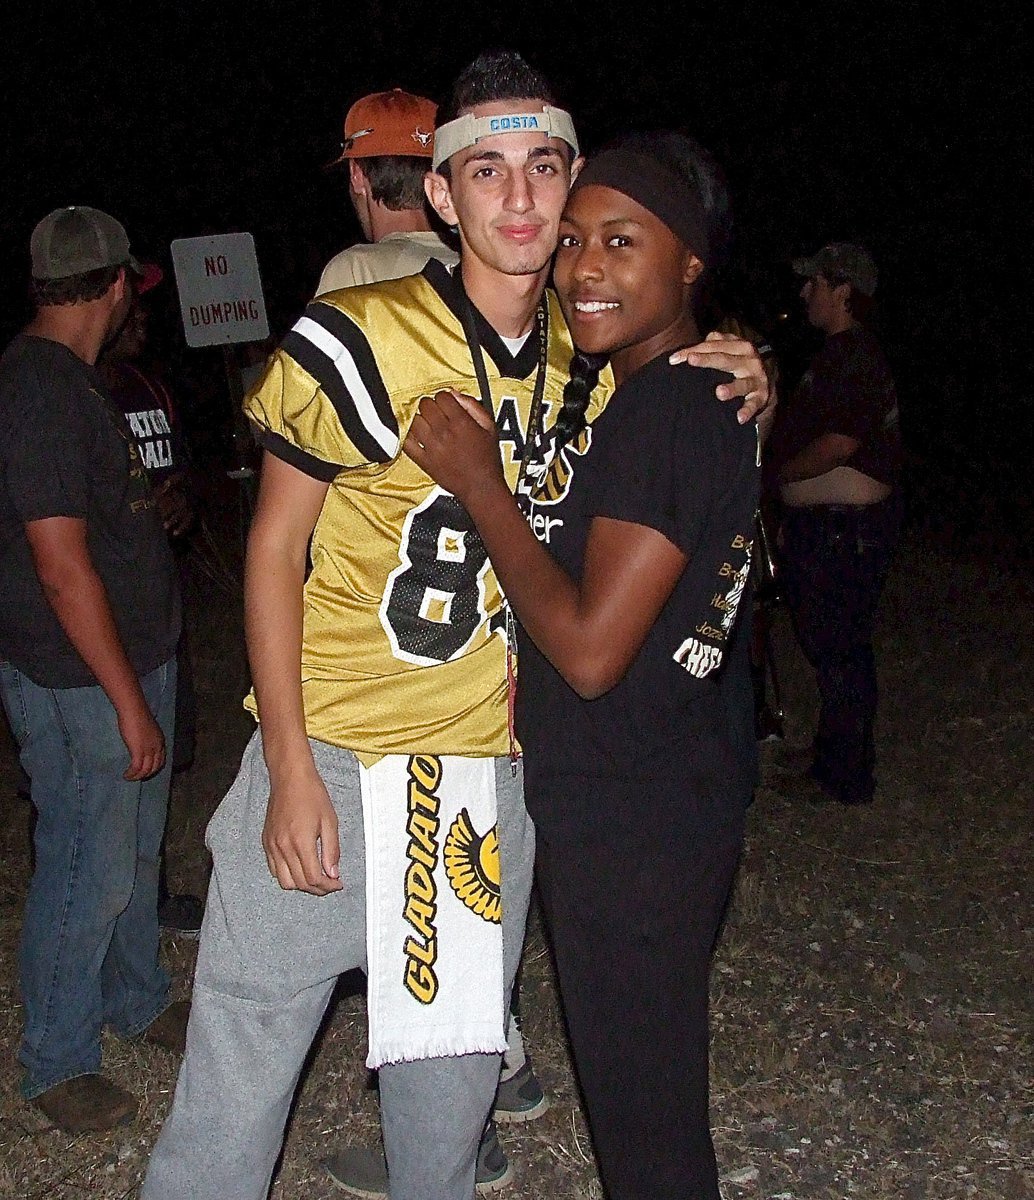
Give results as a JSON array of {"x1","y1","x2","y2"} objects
[
  {"x1": 515, "y1": 357, "x2": 760, "y2": 826},
  {"x1": 771, "y1": 325, "x2": 902, "y2": 485},
  {"x1": 0, "y1": 334, "x2": 181, "y2": 688},
  {"x1": 106, "y1": 362, "x2": 188, "y2": 487}
]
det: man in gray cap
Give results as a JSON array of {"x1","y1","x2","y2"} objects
[
  {"x1": 0, "y1": 207, "x2": 189, "y2": 1133},
  {"x1": 770, "y1": 241, "x2": 902, "y2": 806}
]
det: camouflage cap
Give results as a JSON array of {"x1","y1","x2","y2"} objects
[{"x1": 793, "y1": 242, "x2": 878, "y2": 297}]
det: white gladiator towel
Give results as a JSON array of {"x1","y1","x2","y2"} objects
[{"x1": 359, "y1": 753, "x2": 507, "y2": 1068}]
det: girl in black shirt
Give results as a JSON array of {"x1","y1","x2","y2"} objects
[{"x1": 407, "y1": 134, "x2": 759, "y2": 1200}]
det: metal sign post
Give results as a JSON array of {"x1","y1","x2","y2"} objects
[{"x1": 171, "y1": 232, "x2": 270, "y2": 558}]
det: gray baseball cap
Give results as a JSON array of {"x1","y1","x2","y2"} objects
[
  {"x1": 793, "y1": 242, "x2": 878, "y2": 297},
  {"x1": 30, "y1": 206, "x2": 142, "y2": 281}
]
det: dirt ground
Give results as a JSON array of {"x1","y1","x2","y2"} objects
[{"x1": 0, "y1": 494, "x2": 1030, "y2": 1200}]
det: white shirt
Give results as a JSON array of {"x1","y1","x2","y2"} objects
[{"x1": 316, "y1": 231, "x2": 459, "y2": 295}]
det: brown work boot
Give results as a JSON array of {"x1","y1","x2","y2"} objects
[
  {"x1": 141, "y1": 999, "x2": 190, "y2": 1055},
  {"x1": 34, "y1": 1074, "x2": 137, "y2": 1133}
]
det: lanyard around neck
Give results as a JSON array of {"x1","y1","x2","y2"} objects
[
  {"x1": 454, "y1": 279, "x2": 549, "y2": 506},
  {"x1": 454, "y1": 278, "x2": 549, "y2": 775}
]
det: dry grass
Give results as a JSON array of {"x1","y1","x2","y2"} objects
[{"x1": 0, "y1": 498, "x2": 1031, "y2": 1199}]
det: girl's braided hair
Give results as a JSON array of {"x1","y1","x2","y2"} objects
[{"x1": 553, "y1": 350, "x2": 608, "y2": 450}]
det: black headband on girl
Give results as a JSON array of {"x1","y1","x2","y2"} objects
[{"x1": 570, "y1": 148, "x2": 711, "y2": 265}]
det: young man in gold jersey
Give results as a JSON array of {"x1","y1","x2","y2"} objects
[{"x1": 318, "y1": 85, "x2": 543, "y2": 1194}]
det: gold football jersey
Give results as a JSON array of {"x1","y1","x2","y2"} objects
[{"x1": 244, "y1": 261, "x2": 612, "y2": 757}]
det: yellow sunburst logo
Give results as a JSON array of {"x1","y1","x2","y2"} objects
[
  {"x1": 529, "y1": 426, "x2": 591, "y2": 504},
  {"x1": 444, "y1": 810, "x2": 502, "y2": 924}
]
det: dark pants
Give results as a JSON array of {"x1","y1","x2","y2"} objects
[
  {"x1": 530, "y1": 758, "x2": 745, "y2": 1200},
  {"x1": 781, "y1": 498, "x2": 900, "y2": 803},
  {"x1": 171, "y1": 624, "x2": 197, "y2": 773},
  {"x1": 720, "y1": 580, "x2": 760, "y2": 794}
]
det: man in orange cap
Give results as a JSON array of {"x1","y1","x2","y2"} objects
[{"x1": 317, "y1": 88, "x2": 458, "y2": 295}]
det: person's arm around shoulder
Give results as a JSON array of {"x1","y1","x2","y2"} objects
[
  {"x1": 670, "y1": 331, "x2": 776, "y2": 426},
  {"x1": 25, "y1": 518, "x2": 165, "y2": 781},
  {"x1": 245, "y1": 451, "x2": 342, "y2": 895}
]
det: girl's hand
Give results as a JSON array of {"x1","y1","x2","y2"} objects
[{"x1": 405, "y1": 390, "x2": 506, "y2": 502}]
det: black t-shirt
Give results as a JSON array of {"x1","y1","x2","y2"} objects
[
  {"x1": 515, "y1": 356, "x2": 760, "y2": 822},
  {"x1": 771, "y1": 325, "x2": 902, "y2": 486},
  {"x1": 106, "y1": 362, "x2": 188, "y2": 488},
  {"x1": 0, "y1": 334, "x2": 181, "y2": 688}
]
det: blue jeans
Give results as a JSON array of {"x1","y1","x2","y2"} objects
[
  {"x1": 0, "y1": 658, "x2": 176, "y2": 1098},
  {"x1": 781, "y1": 499, "x2": 900, "y2": 803}
]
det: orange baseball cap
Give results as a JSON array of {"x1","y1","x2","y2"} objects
[{"x1": 329, "y1": 88, "x2": 437, "y2": 163}]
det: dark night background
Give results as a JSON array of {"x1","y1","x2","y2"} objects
[{"x1": 2, "y1": 1, "x2": 1030, "y2": 548}]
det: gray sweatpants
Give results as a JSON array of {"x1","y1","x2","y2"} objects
[{"x1": 143, "y1": 733, "x2": 534, "y2": 1200}]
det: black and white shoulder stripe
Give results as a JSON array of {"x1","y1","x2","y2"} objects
[{"x1": 281, "y1": 301, "x2": 400, "y2": 463}]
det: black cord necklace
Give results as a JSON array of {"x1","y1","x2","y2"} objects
[
  {"x1": 454, "y1": 277, "x2": 550, "y2": 774},
  {"x1": 454, "y1": 278, "x2": 549, "y2": 513}
]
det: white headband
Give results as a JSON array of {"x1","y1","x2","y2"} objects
[{"x1": 432, "y1": 105, "x2": 580, "y2": 170}]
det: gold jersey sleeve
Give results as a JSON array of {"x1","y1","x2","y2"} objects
[
  {"x1": 243, "y1": 263, "x2": 612, "y2": 758},
  {"x1": 244, "y1": 288, "x2": 405, "y2": 476}
]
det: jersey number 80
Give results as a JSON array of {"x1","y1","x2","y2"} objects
[{"x1": 380, "y1": 489, "x2": 496, "y2": 666}]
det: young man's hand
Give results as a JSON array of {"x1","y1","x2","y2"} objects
[
  {"x1": 262, "y1": 769, "x2": 343, "y2": 895},
  {"x1": 670, "y1": 331, "x2": 774, "y2": 424}
]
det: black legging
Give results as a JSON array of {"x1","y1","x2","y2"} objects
[{"x1": 531, "y1": 776, "x2": 745, "y2": 1200}]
